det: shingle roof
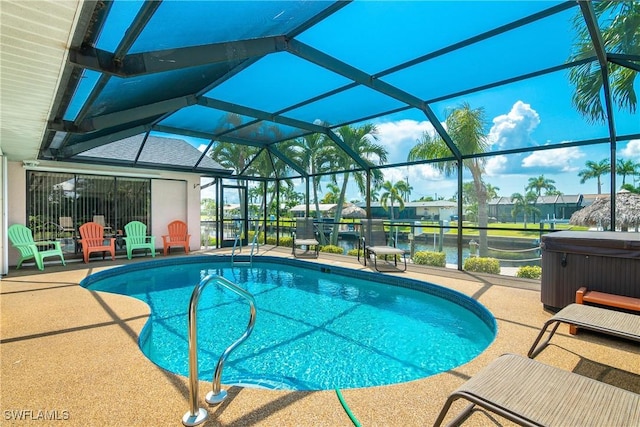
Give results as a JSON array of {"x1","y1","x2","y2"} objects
[{"x1": 76, "y1": 135, "x2": 228, "y2": 172}]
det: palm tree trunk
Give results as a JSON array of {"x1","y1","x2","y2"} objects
[
  {"x1": 312, "y1": 176, "x2": 327, "y2": 245},
  {"x1": 331, "y1": 172, "x2": 350, "y2": 246},
  {"x1": 471, "y1": 167, "x2": 489, "y2": 257}
]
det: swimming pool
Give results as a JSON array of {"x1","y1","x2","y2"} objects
[{"x1": 81, "y1": 256, "x2": 496, "y2": 390}]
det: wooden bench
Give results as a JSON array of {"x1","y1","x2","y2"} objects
[{"x1": 571, "y1": 286, "x2": 640, "y2": 334}]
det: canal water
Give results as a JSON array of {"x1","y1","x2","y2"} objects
[{"x1": 336, "y1": 239, "x2": 471, "y2": 265}]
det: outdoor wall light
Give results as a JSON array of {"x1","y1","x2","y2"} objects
[{"x1": 22, "y1": 160, "x2": 40, "y2": 168}]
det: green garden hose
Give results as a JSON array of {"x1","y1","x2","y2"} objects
[{"x1": 335, "y1": 388, "x2": 361, "y2": 427}]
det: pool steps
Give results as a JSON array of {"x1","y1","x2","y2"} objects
[{"x1": 182, "y1": 275, "x2": 257, "y2": 427}]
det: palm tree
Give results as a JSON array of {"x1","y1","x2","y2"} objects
[
  {"x1": 369, "y1": 186, "x2": 380, "y2": 202},
  {"x1": 250, "y1": 144, "x2": 297, "y2": 218},
  {"x1": 208, "y1": 141, "x2": 260, "y2": 220},
  {"x1": 578, "y1": 159, "x2": 611, "y2": 194},
  {"x1": 485, "y1": 183, "x2": 500, "y2": 200},
  {"x1": 379, "y1": 180, "x2": 408, "y2": 220},
  {"x1": 409, "y1": 103, "x2": 491, "y2": 256},
  {"x1": 617, "y1": 158, "x2": 639, "y2": 186},
  {"x1": 321, "y1": 182, "x2": 340, "y2": 204},
  {"x1": 457, "y1": 180, "x2": 498, "y2": 223},
  {"x1": 510, "y1": 191, "x2": 540, "y2": 227},
  {"x1": 526, "y1": 175, "x2": 557, "y2": 196},
  {"x1": 280, "y1": 186, "x2": 304, "y2": 211},
  {"x1": 402, "y1": 177, "x2": 414, "y2": 201},
  {"x1": 568, "y1": 1, "x2": 639, "y2": 123},
  {"x1": 464, "y1": 204, "x2": 478, "y2": 223},
  {"x1": 328, "y1": 124, "x2": 387, "y2": 245},
  {"x1": 292, "y1": 132, "x2": 333, "y2": 222}
]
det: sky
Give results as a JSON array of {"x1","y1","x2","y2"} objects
[
  {"x1": 189, "y1": 1, "x2": 639, "y2": 203},
  {"x1": 89, "y1": 0, "x2": 638, "y2": 204},
  {"x1": 199, "y1": 94, "x2": 639, "y2": 202},
  {"x1": 368, "y1": 101, "x2": 640, "y2": 201}
]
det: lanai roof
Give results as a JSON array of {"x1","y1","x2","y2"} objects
[{"x1": 1, "y1": 1, "x2": 638, "y2": 181}]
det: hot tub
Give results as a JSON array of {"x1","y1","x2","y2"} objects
[{"x1": 540, "y1": 231, "x2": 640, "y2": 310}]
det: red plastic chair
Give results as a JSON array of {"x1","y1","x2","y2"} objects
[
  {"x1": 78, "y1": 222, "x2": 115, "y2": 263},
  {"x1": 162, "y1": 220, "x2": 191, "y2": 256}
]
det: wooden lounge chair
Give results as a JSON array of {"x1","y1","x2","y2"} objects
[
  {"x1": 434, "y1": 353, "x2": 640, "y2": 427},
  {"x1": 8, "y1": 224, "x2": 66, "y2": 270},
  {"x1": 527, "y1": 303, "x2": 640, "y2": 358},
  {"x1": 123, "y1": 221, "x2": 156, "y2": 259},
  {"x1": 162, "y1": 220, "x2": 190, "y2": 256},
  {"x1": 292, "y1": 218, "x2": 319, "y2": 258},
  {"x1": 78, "y1": 222, "x2": 115, "y2": 263},
  {"x1": 358, "y1": 219, "x2": 406, "y2": 272}
]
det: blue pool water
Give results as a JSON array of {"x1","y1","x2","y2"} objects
[{"x1": 82, "y1": 256, "x2": 496, "y2": 390}]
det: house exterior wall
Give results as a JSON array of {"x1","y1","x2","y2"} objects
[{"x1": 490, "y1": 202, "x2": 582, "y2": 223}]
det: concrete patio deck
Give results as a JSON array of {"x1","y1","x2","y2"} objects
[{"x1": 1, "y1": 246, "x2": 638, "y2": 426}]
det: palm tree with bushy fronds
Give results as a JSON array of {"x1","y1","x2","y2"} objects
[
  {"x1": 409, "y1": 103, "x2": 491, "y2": 256},
  {"x1": 328, "y1": 124, "x2": 387, "y2": 245},
  {"x1": 510, "y1": 191, "x2": 540, "y2": 227},
  {"x1": 380, "y1": 180, "x2": 409, "y2": 220},
  {"x1": 578, "y1": 159, "x2": 610, "y2": 194},
  {"x1": 617, "y1": 158, "x2": 639, "y2": 186},
  {"x1": 568, "y1": 1, "x2": 639, "y2": 123},
  {"x1": 526, "y1": 175, "x2": 557, "y2": 196}
]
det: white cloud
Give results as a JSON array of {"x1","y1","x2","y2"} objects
[
  {"x1": 521, "y1": 146, "x2": 584, "y2": 172},
  {"x1": 411, "y1": 164, "x2": 444, "y2": 181},
  {"x1": 485, "y1": 155, "x2": 509, "y2": 176},
  {"x1": 382, "y1": 164, "x2": 443, "y2": 183},
  {"x1": 620, "y1": 139, "x2": 640, "y2": 160},
  {"x1": 382, "y1": 167, "x2": 408, "y2": 183},
  {"x1": 488, "y1": 101, "x2": 540, "y2": 149},
  {"x1": 375, "y1": 119, "x2": 435, "y2": 163}
]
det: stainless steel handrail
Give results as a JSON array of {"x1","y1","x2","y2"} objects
[
  {"x1": 231, "y1": 230, "x2": 242, "y2": 263},
  {"x1": 182, "y1": 275, "x2": 256, "y2": 426},
  {"x1": 232, "y1": 224, "x2": 261, "y2": 266}
]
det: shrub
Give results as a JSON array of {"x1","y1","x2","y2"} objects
[
  {"x1": 412, "y1": 251, "x2": 446, "y2": 267},
  {"x1": 266, "y1": 236, "x2": 293, "y2": 247},
  {"x1": 247, "y1": 230, "x2": 265, "y2": 244},
  {"x1": 347, "y1": 248, "x2": 363, "y2": 257},
  {"x1": 463, "y1": 257, "x2": 500, "y2": 274},
  {"x1": 379, "y1": 253, "x2": 403, "y2": 262},
  {"x1": 320, "y1": 245, "x2": 344, "y2": 254},
  {"x1": 516, "y1": 265, "x2": 542, "y2": 279}
]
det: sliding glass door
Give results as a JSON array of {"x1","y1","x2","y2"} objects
[{"x1": 25, "y1": 171, "x2": 151, "y2": 254}]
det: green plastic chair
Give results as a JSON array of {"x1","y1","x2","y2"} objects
[
  {"x1": 8, "y1": 224, "x2": 66, "y2": 270},
  {"x1": 123, "y1": 221, "x2": 156, "y2": 260}
]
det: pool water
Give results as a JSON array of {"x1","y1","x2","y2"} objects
[{"x1": 83, "y1": 257, "x2": 496, "y2": 390}]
